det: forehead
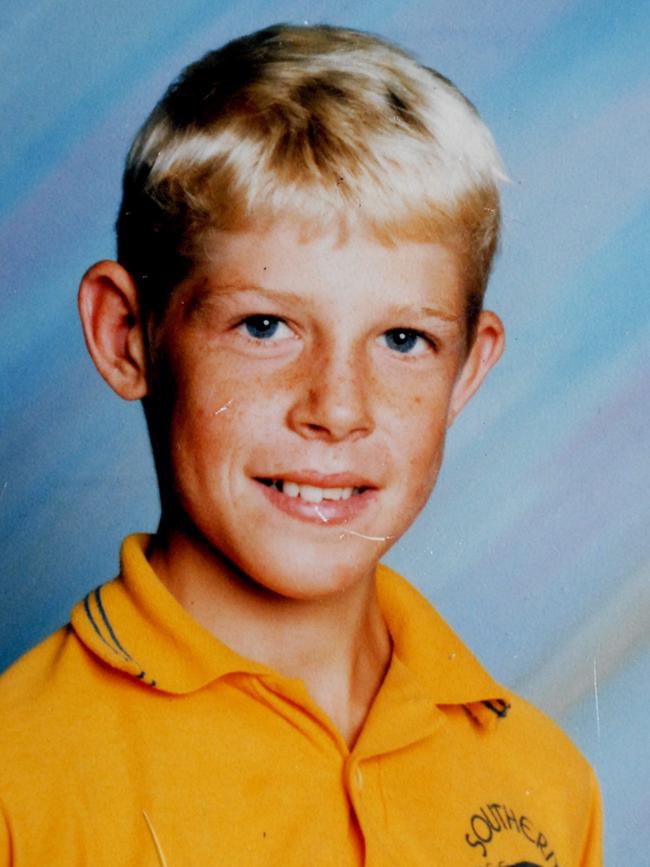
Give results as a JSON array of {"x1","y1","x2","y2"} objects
[{"x1": 183, "y1": 218, "x2": 466, "y2": 318}]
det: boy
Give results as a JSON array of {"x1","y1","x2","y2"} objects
[{"x1": 0, "y1": 24, "x2": 601, "y2": 866}]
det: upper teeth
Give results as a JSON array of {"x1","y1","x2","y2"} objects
[{"x1": 272, "y1": 480, "x2": 358, "y2": 502}]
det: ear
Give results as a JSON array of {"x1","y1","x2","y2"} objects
[
  {"x1": 447, "y1": 310, "x2": 505, "y2": 427},
  {"x1": 78, "y1": 260, "x2": 149, "y2": 400}
]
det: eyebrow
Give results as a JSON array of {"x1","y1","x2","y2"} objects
[
  {"x1": 382, "y1": 304, "x2": 463, "y2": 324},
  {"x1": 187, "y1": 281, "x2": 463, "y2": 324},
  {"x1": 189, "y1": 281, "x2": 306, "y2": 307}
]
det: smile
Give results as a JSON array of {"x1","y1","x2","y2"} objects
[
  {"x1": 254, "y1": 475, "x2": 377, "y2": 526},
  {"x1": 257, "y1": 478, "x2": 366, "y2": 503}
]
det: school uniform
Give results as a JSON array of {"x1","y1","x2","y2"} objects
[{"x1": 0, "y1": 534, "x2": 601, "y2": 865}]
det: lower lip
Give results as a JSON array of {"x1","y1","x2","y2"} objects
[{"x1": 254, "y1": 480, "x2": 378, "y2": 526}]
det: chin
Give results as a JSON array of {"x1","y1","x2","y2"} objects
[{"x1": 230, "y1": 538, "x2": 383, "y2": 602}]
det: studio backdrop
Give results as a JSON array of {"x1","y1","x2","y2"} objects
[{"x1": 1, "y1": 2, "x2": 649, "y2": 863}]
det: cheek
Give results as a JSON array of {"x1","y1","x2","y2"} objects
[
  {"x1": 171, "y1": 368, "x2": 281, "y2": 467},
  {"x1": 409, "y1": 432, "x2": 446, "y2": 487},
  {"x1": 395, "y1": 387, "x2": 451, "y2": 485}
]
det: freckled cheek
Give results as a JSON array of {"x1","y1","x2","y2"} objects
[
  {"x1": 391, "y1": 390, "x2": 450, "y2": 496},
  {"x1": 388, "y1": 374, "x2": 451, "y2": 421},
  {"x1": 170, "y1": 368, "x2": 282, "y2": 462},
  {"x1": 171, "y1": 355, "x2": 245, "y2": 418}
]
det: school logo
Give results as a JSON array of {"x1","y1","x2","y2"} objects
[{"x1": 464, "y1": 801, "x2": 559, "y2": 866}]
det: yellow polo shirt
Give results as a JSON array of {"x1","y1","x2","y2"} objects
[{"x1": 0, "y1": 535, "x2": 601, "y2": 866}]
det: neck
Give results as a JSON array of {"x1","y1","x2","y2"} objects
[{"x1": 148, "y1": 524, "x2": 392, "y2": 746}]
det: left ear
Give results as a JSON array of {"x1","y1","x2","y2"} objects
[{"x1": 447, "y1": 310, "x2": 505, "y2": 427}]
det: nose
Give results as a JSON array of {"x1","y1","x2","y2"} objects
[{"x1": 286, "y1": 345, "x2": 374, "y2": 442}]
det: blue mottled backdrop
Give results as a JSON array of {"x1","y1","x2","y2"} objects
[{"x1": 1, "y1": 2, "x2": 649, "y2": 862}]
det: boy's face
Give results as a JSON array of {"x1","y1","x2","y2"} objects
[{"x1": 147, "y1": 218, "x2": 500, "y2": 599}]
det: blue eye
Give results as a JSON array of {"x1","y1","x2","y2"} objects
[
  {"x1": 242, "y1": 315, "x2": 283, "y2": 340},
  {"x1": 383, "y1": 328, "x2": 428, "y2": 354}
]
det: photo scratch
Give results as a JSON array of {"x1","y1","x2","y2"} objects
[
  {"x1": 213, "y1": 399, "x2": 234, "y2": 416},
  {"x1": 593, "y1": 658, "x2": 601, "y2": 741},
  {"x1": 338, "y1": 529, "x2": 395, "y2": 542},
  {"x1": 143, "y1": 810, "x2": 169, "y2": 867}
]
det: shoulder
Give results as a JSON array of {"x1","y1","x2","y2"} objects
[
  {"x1": 378, "y1": 562, "x2": 594, "y2": 786},
  {"x1": 491, "y1": 689, "x2": 596, "y2": 791},
  {"x1": 0, "y1": 625, "x2": 113, "y2": 786},
  {"x1": 0, "y1": 626, "x2": 73, "y2": 714},
  {"x1": 453, "y1": 690, "x2": 601, "y2": 865}
]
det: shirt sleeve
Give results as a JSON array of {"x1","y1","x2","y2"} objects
[
  {"x1": 0, "y1": 801, "x2": 11, "y2": 867},
  {"x1": 579, "y1": 767, "x2": 603, "y2": 866}
]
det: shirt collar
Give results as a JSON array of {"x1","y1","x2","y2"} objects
[
  {"x1": 71, "y1": 534, "x2": 509, "y2": 724},
  {"x1": 376, "y1": 562, "x2": 510, "y2": 728},
  {"x1": 71, "y1": 534, "x2": 272, "y2": 692}
]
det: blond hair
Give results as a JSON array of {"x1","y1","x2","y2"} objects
[{"x1": 117, "y1": 24, "x2": 506, "y2": 337}]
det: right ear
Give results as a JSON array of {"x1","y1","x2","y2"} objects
[{"x1": 78, "y1": 260, "x2": 149, "y2": 400}]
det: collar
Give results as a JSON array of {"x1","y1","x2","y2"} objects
[
  {"x1": 376, "y1": 561, "x2": 510, "y2": 726},
  {"x1": 71, "y1": 534, "x2": 509, "y2": 726}
]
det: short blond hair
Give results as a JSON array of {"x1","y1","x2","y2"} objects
[{"x1": 117, "y1": 24, "x2": 506, "y2": 338}]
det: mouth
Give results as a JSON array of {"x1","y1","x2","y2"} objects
[
  {"x1": 253, "y1": 474, "x2": 377, "y2": 525},
  {"x1": 256, "y1": 478, "x2": 368, "y2": 503}
]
